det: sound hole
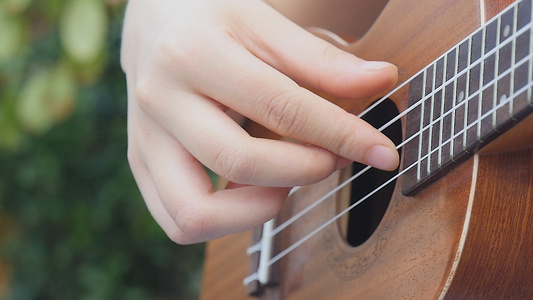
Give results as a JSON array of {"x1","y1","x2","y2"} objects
[{"x1": 339, "y1": 99, "x2": 402, "y2": 247}]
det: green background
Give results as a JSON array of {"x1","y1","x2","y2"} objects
[{"x1": 0, "y1": 0, "x2": 205, "y2": 299}]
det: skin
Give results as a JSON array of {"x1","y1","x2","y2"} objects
[{"x1": 121, "y1": 0, "x2": 398, "y2": 244}]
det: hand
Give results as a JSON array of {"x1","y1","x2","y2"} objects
[{"x1": 121, "y1": 0, "x2": 399, "y2": 244}]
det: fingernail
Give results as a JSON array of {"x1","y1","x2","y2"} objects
[
  {"x1": 366, "y1": 145, "x2": 399, "y2": 171},
  {"x1": 361, "y1": 61, "x2": 394, "y2": 71}
]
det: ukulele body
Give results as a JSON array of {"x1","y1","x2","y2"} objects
[{"x1": 202, "y1": 0, "x2": 533, "y2": 299}]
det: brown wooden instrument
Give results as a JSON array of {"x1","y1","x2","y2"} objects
[{"x1": 202, "y1": 0, "x2": 533, "y2": 298}]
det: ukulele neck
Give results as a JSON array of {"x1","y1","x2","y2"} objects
[{"x1": 402, "y1": 0, "x2": 533, "y2": 196}]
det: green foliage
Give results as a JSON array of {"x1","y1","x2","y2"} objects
[{"x1": 0, "y1": 0, "x2": 205, "y2": 299}]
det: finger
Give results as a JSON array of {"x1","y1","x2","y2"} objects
[
  {"x1": 134, "y1": 90, "x2": 344, "y2": 187},
  {"x1": 233, "y1": 0, "x2": 398, "y2": 99},
  {"x1": 173, "y1": 29, "x2": 398, "y2": 171},
  {"x1": 129, "y1": 118, "x2": 290, "y2": 244}
]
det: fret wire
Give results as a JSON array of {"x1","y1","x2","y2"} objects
[
  {"x1": 463, "y1": 36, "x2": 472, "y2": 149},
  {"x1": 493, "y1": 15, "x2": 502, "y2": 128},
  {"x1": 478, "y1": 24, "x2": 486, "y2": 139},
  {"x1": 427, "y1": 64, "x2": 437, "y2": 174},
  {"x1": 510, "y1": 4, "x2": 518, "y2": 116},
  {"x1": 453, "y1": 45, "x2": 461, "y2": 160},
  {"x1": 417, "y1": 69, "x2": 427, "y2": 181},
  {"x1": 246, "y1": 2, "x2": 531, "y2": 256},
  {"x1": 438, "y1": 55, "x2": 447, "y2": 166},
  {"x1": 529, "y1": 0, "x2": 533, "y2": 106}
]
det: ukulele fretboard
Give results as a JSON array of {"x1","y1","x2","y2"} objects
[{"x1": 402, "y1": 0, "x2": 533, "y2": 196}]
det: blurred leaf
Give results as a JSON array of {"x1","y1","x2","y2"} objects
[
  {"x1": 59, "y1": 0, "x2": 108, "y2": 64},
  {"x1": 3, "y1": 0, "x2": 33, "y2": 15},
  {"x1": 104, "y1": 0, "x2": 126, "y2": 8},
  {"x1": 16, "y1": 63, "x2": 77, "y2": 134},
  {"x1": 47, "y1": 62, "x2": 77, "y2": 120},
  {"x1": 74, "y1": 50, "x2": 108, "y2": 85},
  {"x1": 0, "y1": 92, "x2": 24, "y2": 151},
  {"x1": 16, "y1": 69, "x2": 53, "y2": 133},
  {"x1": 0, "y1": 7, "x2": 28, "y2": 65},
  {"x1": 39, "y1": 0, "x2": 65, "y2": 21}
]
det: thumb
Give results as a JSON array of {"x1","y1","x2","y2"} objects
[{"x1": 235, "y1": 1, "x2": 398, "y2": 99}]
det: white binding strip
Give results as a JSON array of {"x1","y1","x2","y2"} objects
[{"x1": 438, "y1": 154, "x2": 479, "y2": 299}]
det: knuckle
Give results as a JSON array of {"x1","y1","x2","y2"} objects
[
  {"x1": 264, "y1": 90, "x2": 303, "y2": 137},
  {"x1": 126, "y1": 144, "x2": 145, "y2": 175},
  {"x1": 157, "y1": 32, "x2": 189, "y2": 66},
  {"x1": 214, "y1": 145, "x2": 255, "y2": 184},
  {"x1": 126, "y1": 146, "x2": 138, "y2": 169},
  {"x1": 133, "y1": 77, "x2": 156, "y2": 110},
  {"x1": 335, "y1": 117, "x2": 362, "y2": 158},
  {"x1": 173, "y1": 205, "x2": 215, "y2": 244},
  {"x1": 321, "y1": 43, "x2": 345, "y2": 65},
  {"x1": 134, "y1": 32, "x2": 194, "y2": 102},
  {"x1": 155, "y1": 24, "x2": 205, "y2": 72}
]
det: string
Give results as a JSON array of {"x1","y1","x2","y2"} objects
[{"x1": 246, "y1": 8, "x2": 532, "y2": 255}]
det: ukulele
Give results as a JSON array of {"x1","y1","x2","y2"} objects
[{"x1": 202, "y1": 0, "x2": 533, "y2": 298}]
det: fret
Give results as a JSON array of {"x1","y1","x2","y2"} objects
[
  {"x1": 493, "y1": 16, "x2": 502, "y2": 130},
  {"x1": 509, "y1": 6, "x2": 518, "y2": 123},
  {"x1": 430, "y1": 88, "x2": 443, "y2": 169},
  {"x1": 425, "y1": 64, "x2": 435, "y2": 95},
  {"x1": 517, "y1": 0, "x2": 532, "y2": 30},
  {"x1": 513, "y1": 60, "x2": 532, "y2": 119},
  {"x1": 461, "y1": 36, "x2": 472, "y2": 156},
  {"x1": 514, "y1": 1, "x2": 532, "y2": 115},
  {"x1": 514, "y1": 59, "x2": 530, "y2": 93},
  {"x1": 435, "y1": 56, "x2": 446, "y2": 166},
  {"x1": 480, "y1": 84, "x2": 495, "y2": 142},
  {"x1": 498, "y1": 12, "x2": 516, "y2": 75},
  {"x1": 500, "y1": 6, "x2": 516, "y2": 43},
  {"x1": 499, "y1": 39, "x2": 514, "y2": 75},
  {"x1": 481, "y1": 17, "x2": 499, "y2": 139},
  {"x1": 446, "y1": 49, "x2": 457, "y2": 81},
  {"x1": 466, "y1": 62, "x2": 481, "y2": 152},
  {"x1": 477, "y1": 25, "x2": 487, "y2": 141},
  {"x1": 403, "y1": 72, "x2": 424, "y2": 189},
  {"x1": 419, "y1": 99, "x2": 432, "y2": 178},
  {"x1": 426, "y1": 64, "x2": 436, "y2": 174},
  {"x1": 495, "y1": 74, "x2": 512, "y2": 130},
  {"x1": 458, "y1": 39, "x2": 470, "y2": 73},
  {"x1": 435, "y1": 57, "x2": 446, "y2": 88},
  {"x1": 467, "y1": 30, "x2": 483, "y2": 151},
  {"x1": 419, "y1": 70, "x2": 432, "y2": 179},
  {"x1": 484, "y1": 19, "x2": 499, "y2": 54},
  {"x1": 441, "y1": 80, "x2": 455, "y2": 166},
  {"x1": 530, "y1": 0, "x2": 533, "y2": 108},
  {"x1": 483, "y1": 53, "x2": 497, "y2": 85},
  {"x1": 513, "y1": 56, "x2": 532, "y2": 120},
  {"x1": 516, "y1": 30, "x2": 531, "y2": 63},
  {"x1": 471, "y1": 30, "x2": 483, "y2": 62},
  {"x1": 452, "y1": 73, "x2": 468, "y2": 159}
]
